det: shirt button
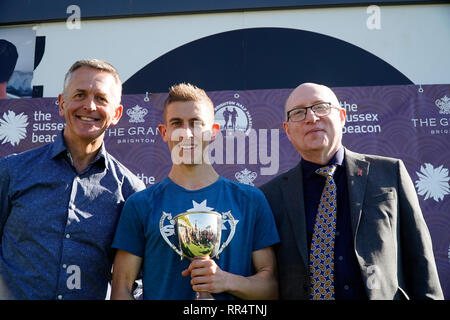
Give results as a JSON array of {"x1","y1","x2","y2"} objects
[
  {"x1": 66, "y1": 234, "x2": 71, "y2": 239},
  {"x1": 57, "y1": 295, "x2": 63, "y2": 300},
  {"x1": 336, "y1": 231, "x2": 340, "y2": 236},
  {"x1": 62, "y1": 264, "x2": 67, "y2": 269},
  {"x1": 344, "y1": 285, "x2": 350, "y2": 290},
  {"x1": 338, "y1": 256, "x2": 343, "y2": 261}
]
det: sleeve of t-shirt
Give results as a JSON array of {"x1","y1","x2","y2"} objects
[
  {"x1": 252, "y1": 189, "x2": 280, "y2": 252},
  {"x1": 111, "y1": 195, "x2": 145, "y2": 258}
]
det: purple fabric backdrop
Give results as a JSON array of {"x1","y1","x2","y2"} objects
[{"x1": 1, "y1": 84, "x2": 449, "y2": 298}]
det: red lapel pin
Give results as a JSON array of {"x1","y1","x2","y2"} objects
[{"x1": 357, "y1": 169, "x2": 363, "y2": 176}]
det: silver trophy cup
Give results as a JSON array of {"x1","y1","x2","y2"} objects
[{"x1": 160, "y1": 210, "x2": 236, "y2": 299}]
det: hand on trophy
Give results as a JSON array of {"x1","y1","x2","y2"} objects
[{"x1": 181, "y1": 256, "x2": 229, "y2": 296}]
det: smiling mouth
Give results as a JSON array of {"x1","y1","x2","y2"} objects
[
  {"x1": 77, "y1": 115, "x2": 99, "y2": 122},
  {"x1": 179, "y1": 144, "x2": 198, "y2": 150}
]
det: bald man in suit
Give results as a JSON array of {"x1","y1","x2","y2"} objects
[{"x1": 260, "y1": 83, "x2": 443, "y2": 300}]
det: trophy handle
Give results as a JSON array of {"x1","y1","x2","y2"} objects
[
  {"x1": 159, "y1": 211, "x2": 183, "y2": 259},
  {"x1": 216, "y1": 211, "x2": 236, "y2": 259}
]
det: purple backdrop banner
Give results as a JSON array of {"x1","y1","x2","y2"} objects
[{"x1": 1, "y1": 84, "x2": 449, "y2": 298}]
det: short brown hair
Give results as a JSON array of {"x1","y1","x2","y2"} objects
[
  {"x1": 63, "y1": 59, "x2": 122, "y2": 98},
  {"x1": 163, "y1": 83, "x2": 214, "y2": 122}
]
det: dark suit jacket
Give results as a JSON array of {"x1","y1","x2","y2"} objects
[{"x1": 260, "y1": 148, "x2": 444, "y2": 300}]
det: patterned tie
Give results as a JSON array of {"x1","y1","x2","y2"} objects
[{"x1": 309, "y1": 164, "x2": 337, "y2": 300}]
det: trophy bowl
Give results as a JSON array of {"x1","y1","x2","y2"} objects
[
  {"x1": 174, "y1": 211, "x2": 222, "y2": 259},
  {"x1": 160, "y1": 210, "x2": 236, "y2": 299}
]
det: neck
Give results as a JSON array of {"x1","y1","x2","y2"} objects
[
  {"x1": 0, "y1": 83, "x2": 8, "y2": 99},
  {"x1": 168, "y1": 163, "x2": 219, "y2": 191},
  {"x1": 64, "y1": 132, "x2": 103, "y2": 173},
  {"x1": 300, "y1": 145, "x2": 341, "y2": 165}
]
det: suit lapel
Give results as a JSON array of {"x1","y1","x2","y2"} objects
[
  {"x1": 344, "y1": 149, "x2": 370, "y2": 239},
  {"x1": 281, "y1": 163, "x2": 309, "y2": 266},
  {"x1": 278, "y1": 150, "x2": 369, "y2": 266}
]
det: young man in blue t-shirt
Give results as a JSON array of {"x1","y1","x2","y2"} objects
[{"x1": 111, "y1": 83, "x2": 279, "y2": 300}]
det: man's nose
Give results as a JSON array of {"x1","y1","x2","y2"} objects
[
  {"x1": 184, "y1": 125, "x2": 194, "y2": 139},
  {"x1": 84, "y1": 98, "x2": 97, "y2": 111},
  {"x1": 304, "y1": 107, "x2": 318, "y2": 122}
]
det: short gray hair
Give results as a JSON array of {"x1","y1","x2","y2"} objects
[{"x1": 63, "y1": 59, "x2": 122, "y2": 99}]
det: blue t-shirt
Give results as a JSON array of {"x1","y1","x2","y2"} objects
[{"x1": 112, "y1": 176, "x2": 280, "y2": 300}]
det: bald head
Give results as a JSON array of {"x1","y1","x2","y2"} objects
[
  {"x1": 282, "y1": 82, "x2": 346, "y2": 164},
  {"x1": 285, "y1": 83, "x2": 340, "y2": 119}
]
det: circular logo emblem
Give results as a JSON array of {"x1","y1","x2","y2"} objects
[{"x1": 215, "y1": 101, "x2": 252, "y2": 135}]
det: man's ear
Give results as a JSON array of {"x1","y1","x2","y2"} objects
[
  {"x1": 58, "y1": 94, "x2": 65, "y2": 117},
  {"x1": 282, "y1": 121, "x2": 292, "y2": 142},
  {"x1": 339, "y1": 108, "x2": 346, "y2": 127},
  {"x1": 158, "y1": 124, "x2": 168, "y2": 142},
  {"x1": 110, "y1": 105, "x2": 123, "y2": 126},
  {"x1": 210, "y1": 123, "x2": 220, "y2": 141}
]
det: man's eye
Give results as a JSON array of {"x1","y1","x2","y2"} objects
[
  {"x1": 292, "y1": 110, "x2": 305, "y2": 116},
  {"x1": 191, "y1": 120, "x2": 204, "y2": 127},
  {"x1": 315, "y1": 105, "x2": 326, "y2": 111}
]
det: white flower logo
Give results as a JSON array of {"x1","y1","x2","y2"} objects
[
  {"x1": 0, "y1": 110, "x2": 29, "y2": 146},
  {"x1": 415, "y1": 163, "x2": 450, "y2": 202}
]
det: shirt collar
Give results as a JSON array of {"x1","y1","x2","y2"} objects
[
  {"x1": 50, "y1": 131, "x2": 109, "y2": 170},
  {"x1": 91, "y1": 143, "x2": 109, "y2": 170},
  {"x1": 301, "y1": 146, "x2": 345, "y2": 179},
  {"x1": 49, "y1": 131, "x2": 68, "y2": 159}
]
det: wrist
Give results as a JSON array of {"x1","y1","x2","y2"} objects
[{"x1": 223, "y1": 271, "x2": 245, "y2": 295}]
